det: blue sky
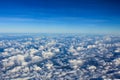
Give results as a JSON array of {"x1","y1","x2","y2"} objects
[{"x1": 0, "y1": 0, "x2": 120, "y2": 34}]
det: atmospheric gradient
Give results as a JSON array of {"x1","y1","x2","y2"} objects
[
  {"x1": 0, "y1": 0, "x2": 120, "y2": 80},
  {"x1": 0, "y1": 0, "x2": 120, "y2": 34}
]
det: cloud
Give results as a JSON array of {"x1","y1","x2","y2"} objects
[
  {"x1": 69, "y1": 59, "x2": 83, "y2": 69},
  {"x1": 9, "y1": 66, "x2": 21, "y2": 73},
  {"x1": 32, "y1": 56, "x2": 42, "y2": 62},
  {"x1": 2, "y1": 59, "x2": 14, "y2": 68},
  {"x1": 114, "y1": 58, "x2": 120, "y2": 66},
  {"x1": 39, "y1": 45, "x2": 45, "y2": 50},
  {"x1": 54, "y1": 48, "x2": 60, "y2": 53},
  {"x1": 0, "y1": 33, "x2": 120, "y2": 80},
  {"x1": 68, "y1": 46, "x2": 76, "y2": 53},
  {"x1": 87, "y1": 45, "x2": 96, "y2": 49},
  {"x1": 1, "y1": 52, "x2": 9, "y2": 56},
  {"x1": 2, "y1": 54, "x2": 27, "y2": 68},
  {"x1": 29, "y1": 48, "x2": 39, "y2": 55},
  {"x1": 76, "y1": 47, "x2": 84, "y2": 51},
  {"x1": 88, "y1": 65, "x2": 97, "y2": 72},
  {"x1": 42, "y1": 51, "x2": 54, "y2": 59},
  {"x1": 45, "y1": 63, "x2": 53, "y2": 69},
  {"x1": 115, "y1": 48, "x2": 120, "y2": 53},
  {"x1": 33, "y1": 65, "x2": 41, "y2": 71}
]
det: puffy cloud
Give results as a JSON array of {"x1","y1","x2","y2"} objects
[
  {"x1": 115, "y1": 48, "x2": 120, "y2": 53},
  {"x1": 9, "y1": 66, "x2": 21, "y2": 73},
  {"x1": 32, "y1": 56, "x2": 42, "y2": 62},
  {"x1": 69, "y1": 59, "x2": 83, "y2": 64},
  {"x1": 1, "y1": 52, "x2": 9, "y2": 56},
  {"x1": 23, "y1": 41, "x2": 32, "y2": 45},
  {"x1": 114, "y1": 58, "x2": 120, "y2": 66},
  {"x1": 54, "y1": 48, "x2": 60, "y2": 53},
  {"x1": 23, "y1": 67, "x2": 30, "y2": 73},
  {"x1": 45, "y1": 63, "x2": 53, "y2": 69},
  {"x1": 29, "y1": 48, "x2": 39, "y2": 55},
  {"x1": 68, "y1": 46, "x2": 76, "y2": 53},
  {"x1": 33, "y1": 65, "x2": 41, "y2": 71},
  {"x1": 0, "y1": 34, "x2": 120, "y2": 80},
  {"x1": 87, "y1": 45, "x2": 96, "y2": 49},
  {"x1": 16, "y1": 55, "x2": 25, "y2": 61},
  {"x1": 114, "y1": 43, "x2": 120, "y2": 47},
  {"x1": 88, "y1": 65, "x2": 97, "y2": 72},
  {"x1": 104, "y1": 36, "x2": 111, "y2": 41},
  {"x1": 47, "y1": 40, "x2": 56, "y2": 46},
  {"x1": 42, "y1": 51, "x2": 54, "y2": 59},
  {"x1": 69, "y1": 59, "x2": 83, "y2": 69},
  {"x1": 2, "y1": 59, "x2": 14, "y2": 68},
  {"x1": 14, "y1": 55, "x2": 27, "y2": 66},
  {"x1": 39, "y1": 45, "x2": 45, "y2": 50},
  {"x1": 76, "y1": 47, "x2": 84, "y2": 51},
  {"x1": 4, "y1": 48, "x2": 14, "y2": 52},
  {"x1": 2, "y1": 54, "x2": 27, "y2": 67}
]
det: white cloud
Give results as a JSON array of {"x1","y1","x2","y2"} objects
[
  {"x1": 87, "y1": 45, "x2": 96, "y2": 49},
  {"x1": 3, "y1": 54, "x2": 27, "y2": 66},
  {"x1": 45, "y1": 63, "x2": 53, "y2": 69},
  {"x1": 39, "y1": 45, "x2": 45, "y2": 50},
  {"x1": 76, "y1": 47, "x2": 84, "y2": 51},
  {"x1": 42, "y1": 51, "x2": 54, "y2": 59},
  {"x1": 2, "y1": 59, "x2": 14, "y2": 68},
  {"x1": 1, "y1": 52, "x2": 9, "y2": 56},
  {"x1": 33, "y1": 65, "x2": 41, "y2": 71},
  {"x1": 68, "y1": 46, "x2": 76, "y2": 53},
  {"x1": 69, "y1": 59, "x2": 83, "y2": 69},
  {"x1": 32, "y1": 56, "x2": 42, "y2": 62},
  {"x1": 0, "y1": 34, "x2": 120, "y2": 80},
  {"x1": 114, "y1": 58, "x2": 120, "y2": 66},
  {"x1": 9, "y1": 66, "x2": 21, "y2": 73},
  {"x1": 23, "y1": 67, "x2": 30, "y2": 73},
  {"x1": 88, "y1": 65, "x2": 97, "y2": 71},
  {"x1": 29, "y1": 48, "x2": 39, "y2": 55},
  {"x1": 4, "y1": 48, "x2": 14, "y2": 52},
  {"x1": 47, "y1": 40, "x2": 56, "y2": 46},
  {"x1": 115, "y1": 48, "x2": 120, "y2": 53},
  {"x1": 54, "y1": 48, "x2": 60, "y2": 53}
]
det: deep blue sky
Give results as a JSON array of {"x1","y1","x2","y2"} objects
[{"x1": 0, "y1": 0, "x2": 120, "y2": 34}]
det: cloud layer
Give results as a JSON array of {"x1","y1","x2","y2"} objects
[{"x1": 0, "y1": 33, "x2": 120, "y2": 80}]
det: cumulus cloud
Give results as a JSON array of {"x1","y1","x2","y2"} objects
[
  {"x1": 0, "y1": 34, "x2": 120, "y2": 80},
  {"x1": 2, "y1": 59, "x2": 14, "y2": 68},
  {"x1": 29, "y1": 48, "x2": 39, "y2": 55},
  {"x1": 69, "y1": 59, "x2": 83, "y2": 69},
  {"x1": 54, "y1": 48, "x2": 60, "y2": 53},
  {"x1": 68, "y1": 46, "x2": 76, "y2": 53},
  {"x1": 88, "y1": 65, "x2": 97, "y2": 72},
  {"x1": 33, "y1": 65, "x2": 41, "y2": 71},
  {"x1": 115, "y1": 48, "x2": 120, "y2": 53},
  {"x1": 76, "y1": 47, "x2": 84, "y2": 51},
  {"x1": 39, "y1": 45, "x2": 45, "y2": 50},
  {"x1": 9, "y1": 66, "x2": 21, "y2": 73},
  {"x1": 32, "y1": 56, "x2": 42, "y2": 62},
  {"x1": 45, "y1": 63, "x2": 53, "y2": 69},
  {"x1": 87, "y1": 45, "x2": 96, "y2": 49},
  {"x1": 114, "y1": 58, "x2": 120, "y2": 66},
  {"x1": 1, "y1": 52, "x2": 9, "y2": 56},
  {"x1": 42, "y1": 51, "x2": 54, "y2": 59},
  {"x1": 2, "y1": 54, "x2": 27, "y2": 68}
]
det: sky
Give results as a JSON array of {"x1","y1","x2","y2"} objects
[{"x1": 0, "y1": 0, "x2": 120, "y2": 34}]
